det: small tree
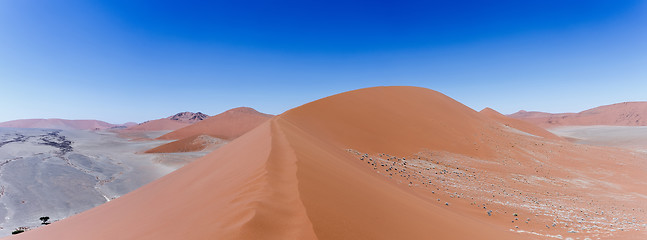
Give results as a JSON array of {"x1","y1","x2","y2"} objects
[
  {"x1": 39, "y1": 216, "x2": 50, "y2": 225},
  {"x1": 12, "y1": 227, "x2": 28, "y2": 235}
]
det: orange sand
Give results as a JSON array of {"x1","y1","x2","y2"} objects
[
  {"x1": 9, "y1": 87, "x2": 647, "y2": 240},
  {"x1": 157, "y1": 107, "x2": 273, "y2": 140},
  {"x1": 144, "y1": 107, "x2": 272, "y2": 153}
]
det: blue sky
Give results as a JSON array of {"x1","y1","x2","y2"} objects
[{"x1": 1, "y1": 0, "x2": 646, "y2": 123}]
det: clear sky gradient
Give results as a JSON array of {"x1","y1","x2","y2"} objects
[{"x1": 1, "y1": 0, "x2": 646, "y2": 123}]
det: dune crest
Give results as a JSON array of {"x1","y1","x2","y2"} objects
[
  {"x1": 281, "y1": 86, "x2": 506, "y2": 159},
  {"x1": 10, "y1": 87, "x2": 647, "y2": 239},
  {"x1": 9, "y1": 87, "x2": 519, "y2": 239},
  {"x1": 144, "y1": 107, "x2": 272, "y2": 153},
  {"x1": 157, "y1": 107, "x2": 273, "y2": 140}
]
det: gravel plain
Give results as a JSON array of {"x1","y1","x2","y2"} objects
[{"x1": 0, "y1": 128, "x2": 199, "y2": 236}]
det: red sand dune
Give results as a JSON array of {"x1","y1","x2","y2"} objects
[
  {"x1": 122, "y1": 118, "x2": 192, "y2": 131},
  {"x1": 157, "y1": 107, "x2": 273, "y2": 140},
  {"x1": 480, "y1": 107, "x2": 562, "y2": 141},
  {"x1": 124, "y1": 112, "x2": 209, "y2": 131},
  {"x1": 0, "y1": 118, "x2": 117, "y2": 130},
  {"x1": 509, "y1": 102, "x2": 647, "y2": 128},
  {"x1": 9, "y1": 87, "x2": 647, "y2": 239},
  {"x1": 146, "y1": 107, "x2": 272, "y2": 153}
]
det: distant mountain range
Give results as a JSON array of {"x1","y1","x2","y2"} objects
[
  {"x1": 0, "y1": 111, "x2": 210, "y2": 131},
  {"x1": 0, "y1": 119, "x2": 134, "y2": 130}
]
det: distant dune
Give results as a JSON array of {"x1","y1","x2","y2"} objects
[
  {"x1": 146, "y1": 107, "x2": 272, "y2": 153},
  {"x1": 0, "y1": 119, "x2": 119, "y2": 130},
  {"x1": 122, "y1": 119, "x2": 191, "y2": 131},
  {"x1": 157, "y1": 107, "x2": 273, "y2": 140},
  {"x1": 11, "y1": 87, "x2": 647, "y2": 239},
  {"x1": 509, "y1": 102, "x2": 647, "y2": 128},
  {"x1": 480, "y1": 107, "x2": 562, "y2": 140},
  {"x1": 124, "y1": 112, "x2": 209, "y2": 131}
]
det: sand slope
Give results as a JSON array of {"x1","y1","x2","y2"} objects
[
  {"x1": 0, "y1": 119, "x2": 118, "y2": 130},
  {"x1": 9, "y1": 87, "x2": 647, "y2": 239},
  {"x1": 9, "y1": 87, "x2": 519, "y2": 239},
  {"x1": 480, "y1": 107, "x2": 562, "y2": 140},
  {"x1": 281, "y1": 87, "x2": 511, "y2": 159},
  {"x1": 509, "y1": 102, "x2": 647, "y2": 128},
  {"x1": 157, "y1": 107, "x2": 273, "y2": 140}
]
